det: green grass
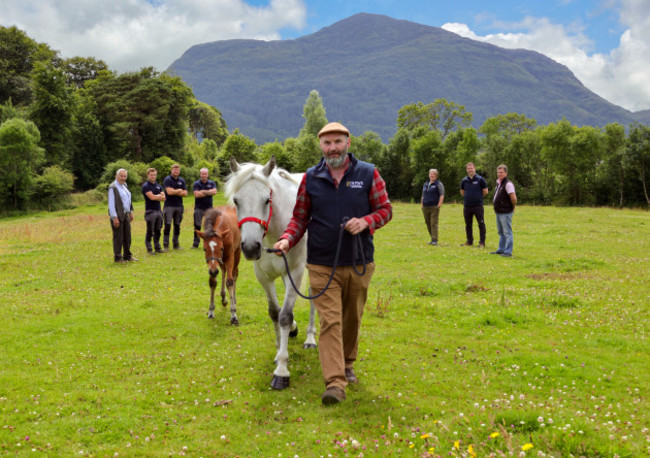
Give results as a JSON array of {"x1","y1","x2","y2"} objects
[{"x1": 1, "y1": 198, "x2": 649, "y2": 456}]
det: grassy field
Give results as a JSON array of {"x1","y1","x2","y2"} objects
[{"x1": 1, "y1": 197, "x2": 649, "y2": 457}]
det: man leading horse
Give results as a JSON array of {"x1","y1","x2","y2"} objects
[{"x1": 273, "y1": 122, "x2": 392, "y2": 405}]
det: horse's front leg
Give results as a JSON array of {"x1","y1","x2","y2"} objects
[
  {"x1": 270, "y1": 272, "x2": 301, "y2": 390},
  {"x1": 207, "y1": 274, "x2": 217, "y2": 319},
  {"x1": 226, "y1": 264, "x2": 238, "y2": 326}
]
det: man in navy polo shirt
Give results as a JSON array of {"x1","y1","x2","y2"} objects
[
  {"x1": 460, "y1": 162, "x2": 488, "y2": 247},
  {"x1": 192, "y1": 167, "x2": 217, "y2": 248},
  {"x1": 273, "y1": 122, "x2": 392, "y2": 406},
  {"x1": 142, "y1": 168, "x2": 166, "y2": 254},
  {"x1": 163, "y1": 163, "x2": 188, "y2": 250}
]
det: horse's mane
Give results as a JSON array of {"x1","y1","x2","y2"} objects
[{"x1": 203, "y1": 208, "x2": 222, "y2": 237}]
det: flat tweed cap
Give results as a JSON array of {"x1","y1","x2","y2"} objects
[{"x1": 318, "y1": 122, "x2": 350, "y2": 138}]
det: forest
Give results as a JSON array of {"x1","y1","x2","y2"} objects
[{"x1": 1, "y1": 25, "x2": 649, "y2": 214}]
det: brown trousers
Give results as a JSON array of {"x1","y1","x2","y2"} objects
[{"x1": 307, "y1": 262, "x2": 375, "y2": 391}]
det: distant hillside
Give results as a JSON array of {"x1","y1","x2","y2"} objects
[{"x1": 168, "y1": 13, "x2": 642, "y2": 143}]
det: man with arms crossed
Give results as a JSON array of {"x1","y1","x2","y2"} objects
[
  {"x1": 460, "y1": 162, "x2": 488, "y2": 248},
  {"x1": 142, "y1": 168, "x2": 166, "y2": 254},
  {"x1": 163, "y1": 164, "x2": 188, "y2": 250},
  {"x1": 192, "y1": 167, "x2": 217, "y2": 248}
]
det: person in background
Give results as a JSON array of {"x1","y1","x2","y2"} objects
[
  {"x1": 491, "y1": 164, "x2": 517, "y2": 257},
  {"x1": 273, "y1": 122, "x2": 392, "y2": 406},
  {"x1": 192, "y1": 167, "x2": 217, "y2": 248},
  {"x1": 142, "y1": 168, "x2": 166, "y2": 254},
  {"x1": 108, "y1": 168, "x2": 135, "y2": 262},
  {"x1": 163, "y1": 164, "x2": 188, "y2": 250},
  {"x1": 421, "y1": 168, "x2": 445, "y2": 245},
  {"x1": 460, "y1": 162, "x2": 488, "y2": 248}
]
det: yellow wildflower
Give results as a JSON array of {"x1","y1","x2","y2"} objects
[
  {"x1": 420, "y1": 434, "x2": 430, "y2": 440},
  {"x1": 490, "y1": 432, "x2": 500, "y2": 439},
  {"x1": 454, "y1": 440, "x2": 460, "y2": 449},
  {"x1": 522, "y1": 443, "x2": 534, "y2": 451},
  {"x1": 468, "y1": 444, "x2": 477, "y2": 457}
]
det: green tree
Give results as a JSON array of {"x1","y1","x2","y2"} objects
[
  {"x1": 409, "y1": 130, "x2": 443, "y2": 201},
  {"x1": 188, "y1": 101, "x2": 228, "y2": 146},
  {"x1": 84, "y1": 68, "x2": 194, "y2": 164},
  {"x1": 626, "y1": 122, "x2": 650, "y2": 206},
  {"x1": 293, "y1": 90, "x2": 328, "y2": 172},
  {"x1": 0, "y1": 26, "x2": 57, "y2": 106},
  {"x1": 69, "y1": 94, "x2": 108, "y2": 190},
  {"x1": 217, "y1": 129, "x2": 258, "y2": 176},
  {"x1": 31, "y1": 165, "x2": 74, "y2": 209},
  {"x1": 0, "y1": 118, "x2": 44, "y2": 210},
  {"x1": 378, "y1": 128, "x2": 413, "y2": 200},
  {"x1": 397, "y1": 99, "x2": 472, "y2": 140},
  {"x1": 258, "y1": 141, "x2": 295, "y2": 171},
  {"x1": 61, "y1": 56, "x2": 109, "y2": 89},
  {"x1": 600, "y1": 123, "x2": 627, "y2": 206},
  {"x1": 349, "y1": 131, "x2": 386, "y2": 164},
  {"x1": 29, "y1": 62, "x2": 74, "y2": 167}
]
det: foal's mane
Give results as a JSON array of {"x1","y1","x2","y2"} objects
[{"x1": 203, "y1": 208, "x2": 222, "y2": 238}]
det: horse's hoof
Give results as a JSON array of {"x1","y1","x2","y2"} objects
[
  {"x1": 302, "y1": 343, "x2": 317, "y2": 349},
  {"x1": 230, "y1": 318, "x2": 239, "y2": 326},
  {"x1": 289, "y1": 325, "x2": 298, "y2": 338},
  {"x1": 208, "y1": 312, "x2": 214, "y2": 319},
  {"x1": 270, "y1": 376, "x2": 290, "y2": 390}
]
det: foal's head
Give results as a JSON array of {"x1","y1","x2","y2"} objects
[{"x1": 196, "y1": 209, "x2": 228, "y2": 277}]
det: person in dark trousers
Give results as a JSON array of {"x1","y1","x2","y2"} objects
[
  {"x1": 460, "y1": 162, "x2": 488, "y2": 247},
  {"x1": 108, "y1": 168, "x2": 135, "y2": 262},
  {"x1": 273, "y1": 122, "x2": 393, "y2": 406},
  {"x1": 421, "y1": 168, "x2": 445, "y2": 245},
  {"x1": 163, "y1": 164, "x2": 188, "y2": 250},
  {"x1": 192, "y1": 167, "x2": 217, "y2": 248},
  {"x1": 491, "y1": 164, "x2": 517, "y2": 257},
  {"x1": 142, "y1": 168, "x2": 166, "y2": 254}
]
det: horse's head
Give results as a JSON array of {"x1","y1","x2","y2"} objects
[
  {"x1": 196, "y1": 230, "x2": 226, "y2": 277},
  {"x1": 227, "y1": 156, "x2": 276, "y2": 260}
]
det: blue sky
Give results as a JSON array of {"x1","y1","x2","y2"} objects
[{"x1": 3, "y1": 0, "x2": 649, "y2": 111}]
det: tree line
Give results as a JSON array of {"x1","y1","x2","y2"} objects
[{"x1": 1, "y1": 25, "x2": 649, "y2": 214}]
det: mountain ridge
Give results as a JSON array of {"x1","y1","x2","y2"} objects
[{"x1": 169, "y1": 13, "x2": 641, "y2": 143}]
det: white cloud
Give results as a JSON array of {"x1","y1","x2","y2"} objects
[
  {"x1": 442, "y1": 0, "x2": 650, "y2": 112},
  {"x1": 1, "y1": 0, "x2": 307, "y2": 73}
]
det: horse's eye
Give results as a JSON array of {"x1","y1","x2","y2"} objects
[{"x1": 233, "y1": 198, "x2": 239, "y2": 206}]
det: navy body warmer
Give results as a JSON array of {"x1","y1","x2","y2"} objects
[{"x1": 305, "y1": 155, "x2": 375, "y2": 266}]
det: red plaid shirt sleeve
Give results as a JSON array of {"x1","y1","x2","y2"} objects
[
  {"x1": 364, "y1": 169, "x2": 392, "y2": 234},
  {"x1": 280, "y1": 174, "x2": 311, "y2": 248},
  {"x1": 279, "y1": 169, "x2": 392, "y2": 248}
]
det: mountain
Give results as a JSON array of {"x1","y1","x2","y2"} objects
[{"x1": 168, "y1": 13, "x2": 641, "y2": 143}]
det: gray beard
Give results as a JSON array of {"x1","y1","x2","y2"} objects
[{"x1": 325, "y1": 154, "x2": 346, "y2": 168}]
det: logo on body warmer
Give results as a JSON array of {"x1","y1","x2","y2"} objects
[{"x1": 347, "y1": 181, "x2": 364, "y2": 189}]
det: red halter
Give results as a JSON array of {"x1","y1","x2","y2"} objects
[{"x1": 237, "y1": 189, "x2": 273, "y2": 237}]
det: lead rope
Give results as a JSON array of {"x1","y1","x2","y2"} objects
[{"x1": 265, "y1": 217, "x2": 366, "y2": 300}]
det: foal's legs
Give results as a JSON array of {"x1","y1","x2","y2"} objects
[
  {"x1": 208, "y1": 273, "x2": 217, "y2": 319},
  {"x1": 225, "y1": 262, "x2": 238, "y2": 326}
]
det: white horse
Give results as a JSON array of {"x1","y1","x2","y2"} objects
[{"x1": 225, "y1": 156, "x2": 317, "y2": 390}]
